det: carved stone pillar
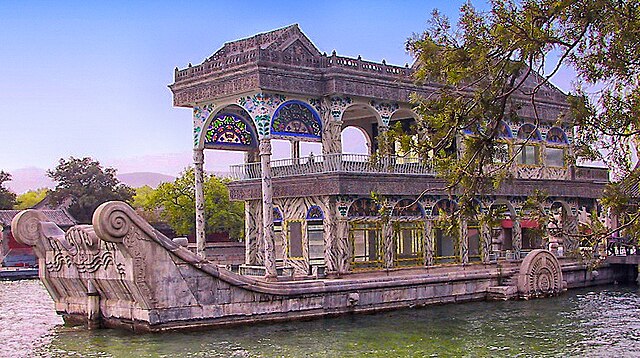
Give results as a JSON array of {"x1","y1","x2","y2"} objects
[
  {"x1": 193, "y1": 148, "x2": 206, "y2": 256},
  {"x1": 383, "y1": 219, "x2": 394, "y2": 269},
  {"x1": 323, "y1": 198, "x2": 339, "y2": 275},
  {"x1": 424, "y1": 220, "x2": 435, "y2": 266},
  {"x1": 563, "y1": 215, "x2": 579, "y2": 255},
  {"x1": 336, "y1": 219, "x2": 350, "y2": 274},
  {"x1": 460, "y1": 219, "x2": 469, "y2": 264},
  {"x1": 291, "y1": 140, "x2": 300, "y2": 160},
  {"x1": 321, "y1": 96, "x2": 343, "y2": 155},
  {"x1": 260, "y1": 139, "x2": 277, "y2": 279},
  {"x1": 513, "y1": 220, "x2": 522, "y2": 258},
  {"x1": 480, "y1": 221, "x2": 491, "y2": 263}
]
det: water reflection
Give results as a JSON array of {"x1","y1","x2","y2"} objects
[{"x1": 2, "y1": 280, "x2": 638, "y2": 357}]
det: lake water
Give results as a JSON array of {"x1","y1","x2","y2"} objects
[{"x1": 1, "y1": 280, "x2": 639, "y2": 357}]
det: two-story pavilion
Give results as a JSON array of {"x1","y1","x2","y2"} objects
[{"x1": 169, "y1": 24, "x2": 608, "y2": 279}]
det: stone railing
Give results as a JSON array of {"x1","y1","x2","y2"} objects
[
  {"x1": 229, "y1": 153, "x2": 434, "y2": 180},
  {"x1": 174, "y1": 49, "x2": 412, "y2": 84},
  {"x1": 573, "y1": 166, "x2": 609, "y2": 182}
]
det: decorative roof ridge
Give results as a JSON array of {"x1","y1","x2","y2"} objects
[{"x1": 206, "y1": 24, "x2": 302, "y2": 62}]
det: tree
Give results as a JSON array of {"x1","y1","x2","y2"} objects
[
  {"x1": 48, "y1": 157, "x2": 134, "y2": 223},
  {"x1": 404, "y1": 0, "x2": 640, "y2": 255},
  {"x1": 0, "y1": 171, "x2": 17, "y2": 209},
  {"x1": 145, "y1": 168, "x2": 244, "y2": 240},
  {"x1": 14, "y1": 188, "x2": 49, "y2": 210}
]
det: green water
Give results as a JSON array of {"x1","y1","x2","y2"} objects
[{"x1": 2, "y1": 280, "x2": 639, "y2": 357}]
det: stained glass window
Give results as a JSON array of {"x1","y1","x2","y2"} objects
[
  {"x1": 348, "y1": 198, "x2": 380, "y2": 217},
  {"x1": 271, "y1": 100, "x2": 322, "y2": 139},
  {"x1": 546, "y1": 127, "x2": 568, "y2": 144},
  {"x1": 392, "y1": 199, "x2": 424, "y2": 217},
  {"x1": 497, "y1": 121, "x2": 513, "y2": 138},
  {"x1": 431, "y1": 199, "x2": 457, "y2": 216},
  {"x1": 306, "y1": 205, "x2": 324, "y2": 220},
  {"x1": 517, "y1": 124, "x2": 542, "y2": 141},
  {"x1": 204, "y1": 113, "x2": 257, "y2": 150}
]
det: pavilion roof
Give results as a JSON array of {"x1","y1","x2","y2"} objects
[{"x1": 0, "y1": 209, "x2": 76, "y2": 228}]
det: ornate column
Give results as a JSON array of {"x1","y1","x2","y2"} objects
[
  {"x1": 480, "y1": 221, "x2": 491, "y2": 263},
  {"x1": 193, "y1": 148, "x2": 206, "y2": 256},
  {"x1": 260, "y1": 138, "x2": 277, "y2": 279},
  {"x1": 424, "y1": 220, "x2": 435, "y2": 266},
  {"x1": 460, "y1": 219, "x2": 469, "y2": 264},
  {"x1": 563, "y1": 214, "x2": 579, "y2": 255},
  {"x1": 513, "y1": 220, "x2": 522, "y2": 258},
  {"x1": 336, "y1": 218, "x2": 350, "y2": 274}
]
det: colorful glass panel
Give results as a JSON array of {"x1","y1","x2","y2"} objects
[
  {"x1": 204, "y1": 113, "x2": 257, "y2": 149},
  {"x1": 273, "y1": 207, "x2": 283, "y2": 223},
  {"x1": 517, "y1": 123, "x2": 542, "y2": 141},
  {"x1": 392, "y1": 199, "x2": 424, "y2": 217},
  {"x1": 306, "y1": 205, "x2": 324, "y2": 220},
  {"x1": 546, "y1": 127, "x2": 568, "y2": 144},
  {"x1": 431, "y1": 199, "x2": 458, "y2": 216},
  {"x1": 271, "y1": 100, "x2": 322, "y2": 139},
  {"x1": 497, "y1": 121, "x2": 513, "y2": 138},
  {"x1": 348, "y1": 198, "x2": 380, "y2": 217}
]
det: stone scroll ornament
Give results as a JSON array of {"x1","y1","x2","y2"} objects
[
  {"x1": 93, "y1": 201, "x2": 157, "y2": 304},
  {"x1": 517, "y1": 249, "x2": 564, "y2": 298}
]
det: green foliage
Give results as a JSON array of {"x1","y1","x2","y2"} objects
[
  {"x1": 47, "y1": 157, "x2": 134, "y2": 224},
  {"x1": 0, "y1": 171, "x2": 17, "y2": 209},
  {"x1": 402, "y1": 1, "x2": 640, "y2": 256},
  {"x1": 146, "y1": 168, "x2": 244, "y2": 240},
  {"x1": 14, "y1": 188, "x2": 49, "y2": 210}
]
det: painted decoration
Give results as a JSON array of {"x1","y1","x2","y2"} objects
[
  {"x1": 431, "y1": 199, "x2": 458, "y2": 216},
  {"x1": 348, "y1": 198, "x2": 380, "y2": 217},
  {"x1": 306, "y1": 205, "x2": 324, "y2": 220},
  {"x1": 331, "y1": 96, "x2": 352, "y2": 120},
  {"x1": 370, "y1": 100, "x2": 399, "y2": 126},
  {"x1": 271, "y1": 100, "x2": 322, "y2": 139},
  {"x1": 238, "y1": 92, "x2": 286, "y2": 137},
  {"x1": 517, "y1": 123, "x2": 542, "y2": 141},
  {"x1": 193, "y1": 103, "x2": 215, "y2": 147},
  {"x1": 203, "y1": 113, "x2": 258, "y2": 150},
  {"x1": 392, "y1": 199, "x2": 425, "y2": 217},
  {"x1": 546, "y1": 127, "x2": 568, "y2": 144}
]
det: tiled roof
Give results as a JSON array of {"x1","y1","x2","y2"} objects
[{"x1": 0, "y1": 210, "x2": 76, "y2": 227}]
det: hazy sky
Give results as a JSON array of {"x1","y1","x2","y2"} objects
[{"x1": 1, "y1": 1, "x2": 574, "y2": 176}]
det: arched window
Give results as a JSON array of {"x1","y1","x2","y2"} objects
[
  {"x1": 392, "y1": 199, "x2": 425, "y2": 267},
  {"x1": 348, "y1": 198, "x2": 382, "y2": 270},
  {"x1": 432, "y1": 199, "x2": 458, "y2": 263},
  {"x1": 516, "y1": 124, "x2": 542, "y2": 165},
  {"x1": 348, "y1": 198, "x2": 380, "y2": 217},
  {"x1": 546, "y1": 127, "x2": 568, "y2": 144},
  {"x1": 497, "y1": 121, "x2": 513, "y2": 139},
  {"x1": 271, "y1": 100, "x2": 322, "y2": 140},
  {"x1": 545, "y1": 127, "x2": 568, "y2": 167},
  {"x1": 203, "y1": 113, "x2": 258, "y2": 150},
  {"x1": 517, "y1": 124, "x2": 542, "y2": 141},
  {"x1": 306, "y1": 206, "x2": 325, "y2": 266}
]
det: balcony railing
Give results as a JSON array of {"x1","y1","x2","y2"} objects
[{"x1": 229, "y1": 153, "x2": 435, "y2": 180}]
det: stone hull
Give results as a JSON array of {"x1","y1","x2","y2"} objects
[{"x1": 11, "y1": 203, "x2": 634, "y2": 332}]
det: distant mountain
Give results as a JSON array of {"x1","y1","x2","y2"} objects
[
  {"x1": 5, "y1": 168, "x2": 175, "y2": 194},
  {"x1": 6, "y1": 167, "x2": 54, "y2": 194},
  {"x1": 117, "y1": 172, "x2": 175, "y2": 188}
]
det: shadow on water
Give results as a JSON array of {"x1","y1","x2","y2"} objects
[{"x1": 2, "y1": 280, "x2": 639, "y2": 357}]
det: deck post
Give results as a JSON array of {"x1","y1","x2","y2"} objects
[
  {"x1": 194, "y1": 148, "x2": 206, "y2": 256},
  {"x1": 260, "y1": 138, "x2": 277, "y2": 279}
]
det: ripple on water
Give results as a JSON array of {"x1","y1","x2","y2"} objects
[{"x1": 1, "y1": 281, "x2": 639, "y2": 357}]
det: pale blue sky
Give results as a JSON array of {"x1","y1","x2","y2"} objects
[{"x1": 1, "y1": 1, "x2": 573, "y2": 177}]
